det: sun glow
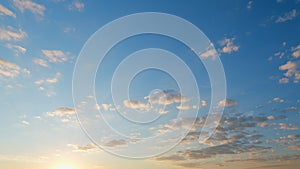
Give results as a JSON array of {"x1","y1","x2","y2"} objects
[{"x1": 56, "y1": 165, "x2": 76, "y2": 169}]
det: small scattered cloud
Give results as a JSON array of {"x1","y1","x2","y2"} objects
[
  {"x1": 5, "y1": 43, "x2": 26, "y2": 56},
  {"x1": 0, "y1": 4, "x2": 16, "y2": 18},
  {"x1": 33, "y1": 58, "x2": 49, "y2": 67},
  {"x1": 34, "y1": 72, "x2": 61, "y2": 85},
  {"x1": 218, "y1": 38, "x2": 239, "y2": 54},
  {"x1": 63, "y1": 27, "x2": 76, "y2": 33},
  {"x1": 176, "y1": 104, "x2": 191, "y2": 110},
  {"x1": 68, "y1": 143, "x2": 98, "y2": 152},
  {"x1": 0, "y1": 58, "x2": 29, "y2": 78},
  {"x1": 247, "y1": 1, "x2": 253, "y2": 9},
  {"x1": 146, "y1": 90, "x2": 189, "y2": 105},
  {"x1": 279, "y1": 123, "x2": 298, "y2": 130},
  {"x1": 21, "y1": 120, "x2": 29, "y2": 125},
  {"x1": 201, "y1": 100, "x2": 207, "y2": 107},
  {"x1": 123, "y1": 100, "x2": 150, "y2": 110},
  {"x1": 12, "y1": 0, "x2": 45, "y2": 17},
  {"x1": 104, "y1": 139, "x2": 127, "y2": 147},
  {"x1": 273, "y1": 97, "x2": 285, "y2": 103},
  {"x1": 68, "y1": 0, "x2": 84, "y2": 12},
  {"x1": 218, "y1": 99, "x2": 238, "y2": 107},
  {"x1": 291, "y1": 44, "x2": 300, "y2": 58},
  {"x1": 41, "y1": 50, "x2": 68, "y2": 63},
  {"x1": 0, "y1": 26, "x2": 27, "y2": 41},
  {"x1": 46, "y1": 107, "x2": 76, "y2": 117},
  {"x1": 279, "y1": 61, "x2": 300, "y2": 83},
  {"x1": 199, "y1": 48, "x2": 218, "y2": 59},
  {"x1": 276, "y1": 9, "x2": 297, "y2": 23}
]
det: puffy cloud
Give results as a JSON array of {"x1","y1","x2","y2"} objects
[
  {"x1": 0, "y1": 4, "x2": 16, "y2": 18},
  {"x1": 273, "y1": 97, "x2": 284, "y2": 103},
  {"x1": 146, "y1": 90, "x2": 189, "y2": 105},
  {"x1": 104, "y1": 139, "x2": 127, "y2": 147},
  {"x1": 33, "y1": 58, "x2": 49, "y2": 67},
  {"x1": 292, "y1": 44, "x2": 300, "y2": 58},
  {"x1": 279, "y1": 77, "x2": 289, "y2": 84},
  {"x1": 45, "y1": 107, "x2": 76, "y2": 117},
  {"x1": 218, "y1": 99, "x2": 238, "y2": 107},
  {"x1": 276, "y1": 9, "x2": 297, "y2": 23},
  {"x1": 5, "y1": 43, "x2": 26, "y2": 56},
  {"x1": 123, "y1": 100, "x2": 150, "y2": 110},
  {"x1": 199, "y1": 49, "x2": 218, "y2": 59},
  {"x1": 218, "y1": 38, "x2": 239, "y2": 54},
  {"x1": 68, "y1": 0, "x2": 84, "y2": 12},
  {"x1": 0, "y1": 26, "x2": 27, "y2": 41},
  {"x1": 12, "y1": 0, "x2": 45, "y2": 17},
  {"x1": 201, "y1": 100, "x2": 207, "y2": 107},
  {"x1": 279, "y1": 61, "x2": 300, "y2": 83},
  {"x1": 41, "y1": 50, "x2": 68, "y2": 63}
]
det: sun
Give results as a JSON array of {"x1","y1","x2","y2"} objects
[{"x1": 56, "y1": 165, "x2": 76, "y2": 169}]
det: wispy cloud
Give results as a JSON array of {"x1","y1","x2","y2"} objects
[
  {"x1": 247, "y1": 1, "x2": 253, "y2": 9},
  {"x1": 68, "y1": 0, "x2": 84, "y2": 12},
  {"x1": 0, "y1": 58, "x2": 29, "y2": 78},
  {"x1": 68, "y1": 143, "x2": 98, "y2": 152},
  {"x1": 41, "y1": 50, "x2": 68, "y2": 63},
  {"x1": 0, "y1": 26, "x2": 27, "y2": 41},
  {"x1": 34, "y1": 72, "x2": 61, "y2": 85},
  {"x1": 0, "y1": 4, "x2": 16, "y2": 18},
  {"x1": 12, "y1": 0, "x2": 45, "y2": 17},
  {"x1": 104, "y1": 139, "x2": 127, "y2": 147},
  {"x1": 276, "y1": 9, "x2": 297, "y2": 23},
  {"x1": 5, "y1": 43, "x2": 26, "y2": 56},
  {"x1": 33, "y1": 58, "x2": 49, "y2": 67}
]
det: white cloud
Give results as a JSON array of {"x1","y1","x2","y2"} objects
[
  {"x1": 0, "y1": 4, "x2": 16, "y2": 18},
  {"x1": 0, "y1": 58, "x2": 20, "y2": 77},
  {"x1": 218, "y1": 99, "x2": 238, "y2": 107},
  {"x1": 199, "y1": 49, "x2": 218, "y2": 59},
  {"x1": 146, "y1": 90, "x2": 189, "y2": 105},
  {"x1": 12, "y1": 0, "x2": 45, "y2": 17},
  {"x1": 68, "y1": 143, "x2": 98, "y2": 152},
  {"x1": 46, "y1": 107, "x2": 76, "y2": 117},
  {"x1": 0, "y1": 26, "x2": 27, "y2": 41},
  {"x1": 123, "y1": 100, "x2": 150, "y2": 110},
  {"x1": 5, "y1": 43, "x2": 26, "y2": 56},
  {"x1": 34, "y1": 72, "x2": 61, "y2": 85},
  {"x1": 41, "y1": 50, "x2": 68, "y2": 63},
  {"x1": 279, "y1": 61, "x2": 300, "y2": 83},
  {"x1": 21, "y1": 120, "x2": 29, "y2": 125},
  {"x1": 219, "y1": 38, "x2": 239, "y2": 54},
  {"x1": 33, "y1": 58, "x2": 49, "y2": 67},
  {"x1": 273, "y1": 97, "x2": 284, "y2": 103},
  {"x1": 201, "y1": 100, "x2": 207, "y2": 107},
  {"x1": 68, "y1": 0, "x2": 84, "y2": 12},
  {"x1": 276, "y1": 9, "x2": 297, "y2": 23},
  {"x1": 292, "y1": 44, "x2": 300, "y2": 58}
]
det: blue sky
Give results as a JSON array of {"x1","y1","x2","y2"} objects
[{"x1": 1, "y1": 0, "x2": 300, "y2": 169}]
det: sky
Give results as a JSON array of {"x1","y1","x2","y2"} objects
[{"x1": 1, "y1": 0, "x2": 300, "y2": 169}]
